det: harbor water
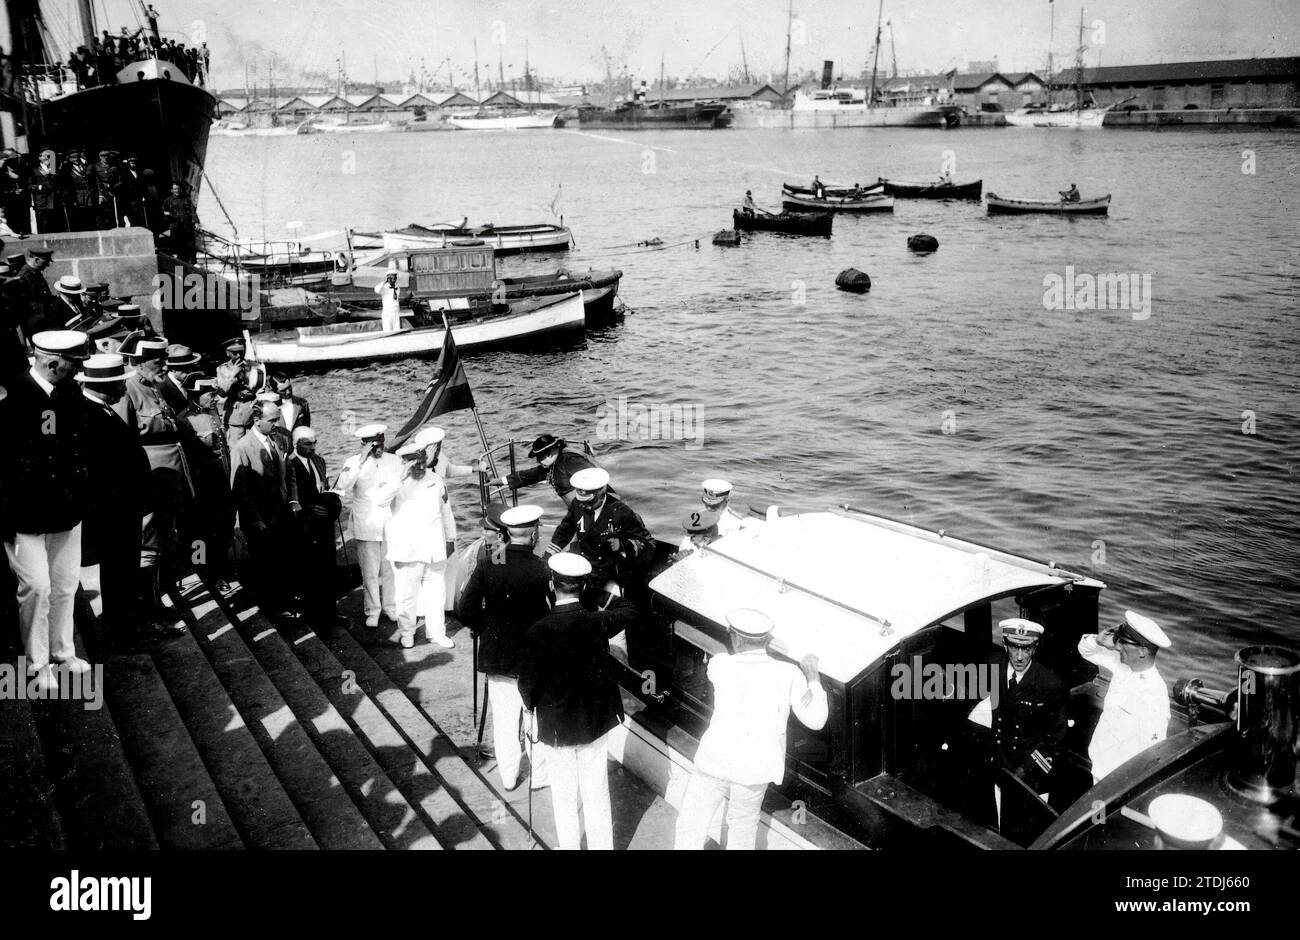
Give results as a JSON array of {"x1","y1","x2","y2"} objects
[{"x1": 204, "y1": 126, "x2": 1300, "y2": 684}]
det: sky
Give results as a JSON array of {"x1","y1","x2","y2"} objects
[{"x1": 9, "y1": 0, "x2": 1299, "y2": 89}]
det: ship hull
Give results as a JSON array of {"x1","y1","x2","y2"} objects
[
  {"x1": 37, "y1": 77, "x2": 216, "y2": 198},
  {"x1": 577, "y1": 105, "x2": 730, "y2": 129},
  {"x1": 731, "y1": 106, "x2": 956, "y2": 128}
]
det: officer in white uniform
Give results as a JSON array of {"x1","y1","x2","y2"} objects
[
  {"x1": 1077, "y1": 610, "x2": 1171, "y2": 782},
  {"x1": 333, "y1": 422, "x2": 402, "y2": 627},
  {"x1": 698, "y1": 478, "x2": 748, "y2": 536},
  {"x1": 374, "y1": 265, "x2": 403, "y2": 332},
  {"x1": 673, "y1": 608, "x2": 828, "y2": 850},
  {"x1": 385, "y1": 441, "x2": 457, "y2": 649},
  {"x1": 412, "y1": 425, "x2": 481, "y2": 482}
]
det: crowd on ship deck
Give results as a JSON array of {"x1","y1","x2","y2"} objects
[{"x1": 58, "y1": 24, "x2": 208, "y2": 91}]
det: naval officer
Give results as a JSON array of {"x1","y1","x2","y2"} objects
[
  {"x1": 457, "y1": 504, "x2": 552, "y2": 790},
  {"x1": 333, "y1": 423, "x2": 402, "y2": 627},
  {"x1": 1077, "y1": 610, "x2": 1171, "y2": 782},
  {"x1": 374, "y1": 266, "x2": 402, "y2": 332},
  {"x1": 518, "y1": 552, "x2": 638, "y2": 849},
  {"x1": 0, "y1": 330, "x2": 92, "y2": 692},
  {"x1": 385, "y1": 442, "x2": 457, "y2": 649},
  {"x1": 674, "y1": 509, "x2": 720, "y2": 556},
  {"x1": 696, "y1": 478, "x2": 749, "y2": 535},
  {"x1": 990, "y1": 618, "x2": 1068, "y2": 843},
  {"x1": 546, "y1": 466, "x2": 652, "y2": 596},
  {"x1": 674, "y1": 608, "x2": 827, "y2": 850}
]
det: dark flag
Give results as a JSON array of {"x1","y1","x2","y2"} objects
[{"x1": 388, "y1": 326, "x2": 475, "y2": 451}]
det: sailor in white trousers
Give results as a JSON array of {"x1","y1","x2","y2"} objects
[
  {"x1": 374, "y1": 267, "x2": 403, "y2": 332},
  {"x1": 333, "y1": 422, "x2": 402, "y2": 627},
  {"x1": 385, "y1": 442, "x2": 457, "y2": 648}
]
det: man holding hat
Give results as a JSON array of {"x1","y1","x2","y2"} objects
[
  {"x1": 385, "y1": 441, "x2": 457, "y2": 648},
  {"x1": 495, "y1": 434, "x2": 597, "y2": 506},
  {"x1": 674, "y1": 608, "x2": 827, "y2": 850},
  {"x1": 518, "y1": 552, "x2": 638, "y2": 849},
  {"x1": 990, "y1": 618, "x2": 1068, "y2": 843},
  {"x1": 1077, "y1": 610, "x2": 1171, "y2": 782},
  {"x1": 0, "y1": 330, "x2": 92, "y2": 691},
  {"x1": 285, "y1": 426, "x2": 343, "y2": 629},
  {"x1": 547, "y1": 466, "x2": 652, "y2": 598},
  {"x1": 333, "y1": 423, "x2": 403, "y2": 627},
  {"x1": 458, "y1": 504, "x2": 552, "y2": 789},
  {"x1": 76, "y1": 352, "x2": 158, "y2": 645}
]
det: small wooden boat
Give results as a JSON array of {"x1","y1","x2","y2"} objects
[
  {"x1": 357, "y1": 221, "x2": 573, "y2": 255},
  {"x1": 879, "y1": 178, "x2": 983, "y2": 200},
  {"x1": 447, "y1": 112, "x2": 558, "y2": 130},
  {"x1": 245, "y1": 292, "x2": 585, "y2": 367},
  {"x1": 733, "y1": 209, "x2": 832, "y2": 236},
  {"x1": 783, "y1": 181, "x2": 884, "y2": 198},
  {"x1": 986, "y1": 193, "x2": 1111, "y2": 215},
  {"x1": 782, "y1": 190, "x2": 894, "y2": 213}
]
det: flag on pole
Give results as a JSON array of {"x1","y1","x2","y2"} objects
[
  {"x1": 548, "y1": 183, "x2": 563, "y2": 218},
  {"x1": 388, "y1": 325, "x2": 476, "y2": 451}
]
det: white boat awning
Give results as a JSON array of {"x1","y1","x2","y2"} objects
[{"x1": 650, "y1": 509, "x2": 1102, "y2": 685}]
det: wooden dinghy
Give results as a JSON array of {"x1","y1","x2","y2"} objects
[{"x1": 986, "y1": 193, "x2": 1111, "y2": 215}]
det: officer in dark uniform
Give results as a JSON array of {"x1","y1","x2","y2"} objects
[
  {"x1": 92, "y1": 149, "x2": 124, "y2": 228},
  {"x1": 494, "y1": 434, "x2": 598, "y2": 506},
  {"x1": 76, "y1": 353, "x2": 162, "y2": 646},
  {"x1": 29, "y1": 151, "x2": 62, "y2": 234},
  {"x1": 458, "y1": 504, "x2": 553, "y2": 790},
  {"x1": 546, "y1": 467, "x2": 652, "y2": 596},
  {"x1": 990, "y1": 618, "x2": 1068, "y2": 844},
  {"x1": 161, "y1": 182, "x2": 198, "y2": 262},
  {"x1": 62, "y1": 150, "x2": 97, "y2": 230},
  {"x1": 19, "y1": 248, "x2": 55, "y2": 336},
  {"x1": 0, "y1": 149, "x2": 30, "y2": 235},
  {"x1": 0, "y1": 255, "x2": 29, "y2": 380}
]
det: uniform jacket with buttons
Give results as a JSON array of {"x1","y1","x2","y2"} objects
[
  {"x1": 549, "y1": 495, "x2": 652, "y2": 583},
  {"x1": 384, "y1": 471, "x2": 456, "y2": 565},
  {"x1": 990, "y1": 652, "x2": 1068, "y2": 791},
  {"x1": 334, "y1": 450, "x2": 402, "y2": 542},
  {"x1": 0, "y1": 370, "x2": 89, "y2": 535}
]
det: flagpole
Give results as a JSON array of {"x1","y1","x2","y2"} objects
[{"x1": 439, "y1": 311, "x2": 508, "y2": 506}]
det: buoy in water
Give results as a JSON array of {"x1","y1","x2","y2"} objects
[
  {"x1": 712, "y1": 230, "x2": 742, "y2": 246},
  {"x1": 835, "y1": 268, "x2": 871, "y2": 293},
  {"x1": 908, "y1": 233, "x2": 939, "y2": 253}
]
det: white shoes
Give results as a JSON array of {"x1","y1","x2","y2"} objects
[
  {"x1": 428, "y1": 635, "x2": 454, "y2": 649},
  {"x1": 56, "y1": 656, "x2": 92, "y2": 674},
  {"x1": 399, "y1": 634, "x2": 414, "y2": 649},
  {"x1": 365, "y1": 614, "x2": 379, "y2": 628},
  {"x1": 32, "y1": 666, "x2": 58, "y2": 694}
]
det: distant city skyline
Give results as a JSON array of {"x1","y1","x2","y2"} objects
[{"x1": 5, "y1": 0, "x2": 1297, "y2": 89}]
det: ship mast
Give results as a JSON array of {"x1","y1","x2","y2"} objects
[
  {"x1": 1046, "y1": 0, "x2": 1055, "y2": 107},
  {"x1": 75, "y1": 0, "x2": 96, "y2": 51},
  {"x1": 473, "y1": 39, "x2": 481, "y2": 100},
  {"x1": 739, "y1": 29, "x2": 751, "y2": 84},
  {"x1": 868, "y1": 0, "x2": 884, "y2": 107},
  {"x1": 782, "y1": 0, "x2": 792, "y2": 104},
  {"x1": 1075, "y1": 6, "x2": 1086, "y2": 111},
  {"x1": 659, "y1": 52, "x2": 665, "y2": 105}
]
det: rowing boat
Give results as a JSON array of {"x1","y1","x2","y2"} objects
[
  {"x1": 782, "y1": 190, "x2": 894, "y2": 213},
  {"x1": 783, "y1": 180, "x2": 884, "y2": 198},
  {"x1": 879, "y1": 178, "x2": 983, "y2": 200},
  {"x1": 732, "y1": 209, "x2": 833, "y2": 236},
  {"x1": 244, "y1": 292, "x2": 585, "y2": 367},
  {"x1": 986, "y1": 193, "x2": 1111, "y2": 215},
  {"x1": 355, "y1": 221, "x2": 574, "y2": 255}
]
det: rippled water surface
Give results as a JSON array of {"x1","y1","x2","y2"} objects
[{"x1": 204, "y1": 126, "x2": 1300, "y2": 683}]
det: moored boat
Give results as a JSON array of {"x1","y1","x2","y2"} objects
[
  {"x1": 576, "y1": 101, "x2": 731, "y2": 129},
  {"x1": 446, "y1": 111, "x2": 559, "y2": 130},
  {"x1": 783, "y1": 181, "x2": 885, "y2": 198},
  {"x1": 782, "y1": 191, "x2": 895, "y2": 213},
  {"x1": 732, "y1": 209, "x2": 833, "y2": 236},
  {"x1": 244, "y1": 292, "x2": 585, "y2": 367},
  {"x1": 986, "y1": 193, "x2": 1111, "y2": 215},
  {"x1": 359, "y1": 221, "x2": 573, "y2": 255},
  {"x1": 879, "y1": 178, "x2": 984, "y2": 200},
  {"x1": 607, "y1": 502, "x2": 1300, "y2": 850}
]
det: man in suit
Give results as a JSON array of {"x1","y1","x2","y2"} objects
[
  {"x1": 285, "y1": 426, "x2": 342, "y2": 629},
  {"x1": 991, "y1": 618, "x2": 1068, "y2": 844},
  {"x1": 76, "y1": 353, "x2": 164, "y2": 646},
  {"x1": 458, "y1": 504, "x2": 552, "y2": 790},
  {"x1": 161, "y1": 344, "x2": 201, "y2": 415},
  {"x1": 230, "y1": 400, "x2": 292, "y2": 618},
  {"x1": 274, "y1": 377, "x2": 311, "y2": 432},
  {"x1": 518, "y1": 552, "x2": 637, "y2": 850},
  {"x1": 0, "y1": 331, "x2": 92, "y2": 693},
  {"x1": 494, "y1": 434, "x2": 597, "y2": 506}
]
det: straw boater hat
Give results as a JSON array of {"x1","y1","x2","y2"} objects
[
  {"x1": 76, "y1": 353, "x2": 136, "y2": 384},
  {"x1": 166, "y1": 344, "x2": 201, "y2": 368},
  {"x1": 54, "y1": 275, "x2": 86, "y2": 296}
]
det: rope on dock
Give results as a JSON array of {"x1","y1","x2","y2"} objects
[{"x1": 579, "y1": 231, "x2": 719, "y2": 257}]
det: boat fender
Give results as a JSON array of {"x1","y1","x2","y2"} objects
[
  {"x1": 835, "y1": 268, "x2": 871, "y2": 293},
  {"x1": 907, "y1": 233, "x2": 939, "y2": 254}
]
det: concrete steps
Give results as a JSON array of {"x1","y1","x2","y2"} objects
[
  {"x1": 180, "y1": 580, "x2": 442, "y2": 850},
  {"x1": 0, "y1": 690, "x2": 65, "y2": 849}
]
